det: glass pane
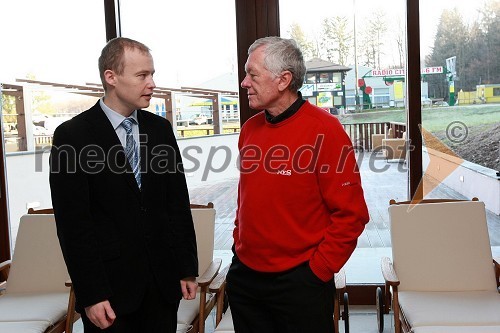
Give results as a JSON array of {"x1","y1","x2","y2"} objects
[
  {"x1": 1, "y1": 0, "x2": 105, "y2": 249},
  {"x1": 280, "y1": 0, "x2": 409, "y2": 284},
  {"x1": 119, "y1": 0, "x2": 239, "y2": 137},
  {"x1": 420, "y1": 0, "x2": 500, "y2": 250}
]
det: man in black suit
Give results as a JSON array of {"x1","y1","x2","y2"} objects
[{"x1": 49, "y1": 37, "x2": 198, "y2": 332}]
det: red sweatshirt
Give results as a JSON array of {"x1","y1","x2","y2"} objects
[{"x1": 234, "y1": 101, "x2": 369, "y2": 282}]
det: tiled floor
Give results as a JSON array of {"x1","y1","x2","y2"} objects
[
  {"x1": 189, "y1": 153, "x2": 500, "y2": 253},
  {"x1": 72, "y1": 152, "x2": 500, "y2": 332}
]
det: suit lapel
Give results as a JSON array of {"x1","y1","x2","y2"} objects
[
  {"x1": 83, "y1": 103, "x2": 141, "y2": 197},
  {"x1": 137, "y1": 110, "x2": 150, "y2": 194}
]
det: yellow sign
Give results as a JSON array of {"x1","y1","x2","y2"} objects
[{"x1": 317, "y1": 92, "x2": 333, "y2": 107}]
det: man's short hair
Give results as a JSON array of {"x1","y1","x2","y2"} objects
[
  {"x1": 98, "y1": 37, "x2": 151, "y2": 91},
  {"x1": 248, "y1": 36, "x2": 306, "y2": 92}
]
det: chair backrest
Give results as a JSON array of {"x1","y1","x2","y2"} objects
[
  {"x1": 6, "y1": 214, "x2": 69, "y2": 294},
  {"x1": 389, "y1": 200, "x2": 496, "y2": 292},
  {"x1": 190, "y1": 203, "x2": 216, "y2": 276}
]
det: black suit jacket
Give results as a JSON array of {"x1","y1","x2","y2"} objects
[{"x1": 49, "y1": 102, "x2": 198, "y2": 314}]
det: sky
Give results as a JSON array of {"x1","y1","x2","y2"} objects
[
  {"x1": 0, "y1": 0, "x2": 488, "y2": 90},
  {"x1": 280, "y1": 0, "x2": 487, "y2": 67}
]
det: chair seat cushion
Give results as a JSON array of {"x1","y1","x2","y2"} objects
[
  {"x1": 413, "y1": 326, "x2": 500, "y2": 333},
  {"x1": 399, "y1": 291, "x2": 500, "y2": 327},
  {"x1": 177, "y1": 292, "x2": 214, "y2": 325},
  {"x1": 0, "y1": 321, "x2": 52, "y2": 333},
  {"x1": 214, "y1": 307, "x2": 234, "y2": 333},
  {"x1": 0, "y1": 292, "x2": 68, "y2": 324}
]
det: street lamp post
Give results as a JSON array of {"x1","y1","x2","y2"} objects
[{"x1": 353, "y1": 0, "x2": 360, "y2": 112}]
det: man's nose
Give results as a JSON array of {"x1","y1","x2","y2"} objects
[
  {"x1": 149, "y1": 77, "x2": 156, "y2": 89},
  {"x1": 241, "y1": 76, "x2": 250, "y2": 88}
]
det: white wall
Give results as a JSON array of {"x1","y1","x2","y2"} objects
[
  {"x1": 4, "y1": 134, "x2": 240, "y2": 250},
  {"x1": 424, "y1": 148, "x2": 499, "y2": 215},
  {"x1": 5, "y1": 151, "x2": 52, "y2": 249}
]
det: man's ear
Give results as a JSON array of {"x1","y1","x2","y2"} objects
[
  {"x1": 277, "y1": 71, "x2": 293, "y2": 92},
  {"x1": 104, "y1": 69, "x2": 116, "y2": 88}
]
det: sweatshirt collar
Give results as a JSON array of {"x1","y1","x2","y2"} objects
[{"x1": 265, "y1": 91, "x2": 305, "y2": 124}]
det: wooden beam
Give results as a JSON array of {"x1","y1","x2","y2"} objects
[
  {"x1": 234, "y1": 0, "x2": 280, "y2": 126},
  {"x1": 180, "y1": 86, "x2": 238, "y2": 95},
  {"x1": 104, "y1": 0, "x2": 119, "y2": 41},
  {"x1": 406, "y1": 0, "x2": 423, "y2": 201},
  {"x1": 0, "y1": 108, "x2": 11, "y2": 266}
]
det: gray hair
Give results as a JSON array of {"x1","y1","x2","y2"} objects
[{"x1": 248, "y1": 36, "x2": 305, "y2": 92}]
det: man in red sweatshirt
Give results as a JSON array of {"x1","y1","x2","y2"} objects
[{"x1": 226, "y1": 36, "x2": 370, "y2": 332}]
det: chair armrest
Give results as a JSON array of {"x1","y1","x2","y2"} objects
[
  {"x1": 334, "y1": 267, "x2": 346, "y2": 291},
  {"x1": 381, "y1": 257, "x2": 400, "y2": 287},
  {"x1": 382, "y1": 257, "x2": 402, "y2": 333},
  {"x1": 0, "y1": 260, "x2": 11, "y2": 291},
  {"x1": 197, "y1": 258, "x2": 222, "y2": 287},
  {"x1": 0, "y1": 259, "x2": 11, "y2": 278},
  {"x1": 209, "y1": 265, "x2": 230, "y2": 293},
  {"x1": 208, "y1": 265, "x2": 230, "y2": 327}
]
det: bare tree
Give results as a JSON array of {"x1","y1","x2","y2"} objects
[
  {"x1": 320, "y1": 16, "x2": 353, "y2": 65},
  {"x1": 394, "y1": 18, "x2": 405, "y2": 68},
  {"x1": 358, "y1": 10, "x2": 388, "y2": 68},
  {"x1": 288, "y1": 22, "x2": 316, "y2": 60}
]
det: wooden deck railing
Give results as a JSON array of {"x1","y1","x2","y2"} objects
[
  {"x1": 14, "y1": 122, "x2": 407, "y2": 152},
  {"x1": 342, "y1": 122, "x2": 406, "y2": 151}
]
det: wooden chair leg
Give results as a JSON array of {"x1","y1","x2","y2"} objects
[
  {"x1": 393, "y1": 288, "x2": 401, "y2": 333},
  {"x1": 334, "y1": 291, "x2": 340, "y2": 333}
]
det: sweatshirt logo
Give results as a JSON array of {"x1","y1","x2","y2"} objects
[{"x1": 277, "y1": 169, "x2": 292, "y2": 176}]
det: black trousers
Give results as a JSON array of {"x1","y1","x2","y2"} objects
[
  {"x1": 226, "y1": 255, "x2": 335, "y2": 333},
  {"x1": 81, "y1": 275, "x2": 179, "y2": 333}
]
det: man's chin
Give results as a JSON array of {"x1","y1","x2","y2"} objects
[
  {"x1": 139, "y1": 101, "x2": 151, "y2": 109},
  {"x1": 249, "y1": 102, "x2": 261, "y2": 111}
]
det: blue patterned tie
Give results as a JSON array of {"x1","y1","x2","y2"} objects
[{"x1": 121, "y1": 118, "x2": 141, "y2": 188}]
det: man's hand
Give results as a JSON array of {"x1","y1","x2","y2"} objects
[
  {"x1": 84, "y1": 300, "x2": 116, "y2": 329},
  {"x1": 180, "y1": 277, "x2": 198, "y2": 300}
]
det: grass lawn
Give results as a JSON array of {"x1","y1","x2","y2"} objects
[
  {"x1": 338, "y1": 103, "x2": 500, "y2": 170},
  {"x1": 338, "y1": 104, "x2": 500, "y2": 132}
]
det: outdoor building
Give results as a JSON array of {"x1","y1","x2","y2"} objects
[
  {"x1": 301, "y1": 58, "x2": 351, "y2": 113},
  {"x1": 344, "y1": 65, "x2": 430, "y2": 110}
]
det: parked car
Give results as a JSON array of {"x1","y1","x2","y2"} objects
[
  {"x1": 421, "y1": 97, "x2": 432, "y2": 107},
  {"x1": 433, "y1": 100, "x2": 449, "y2": 107},
  {"x1": 33, "y1": 125, "x2": 50, "y2": 135},
  {"x1": 189, "y1": 114, "x2": 208, "y2": 125}
]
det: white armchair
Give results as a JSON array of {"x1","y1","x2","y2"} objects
[
  {"x1": 377, "y1": 199, "x2": 500, "y2": 333},
  {"x1": 0, "y1": 214, "x2": 78, "y2": 333}
]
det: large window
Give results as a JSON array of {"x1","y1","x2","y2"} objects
[
  {"x1": 119, "y1": 0, "x2": 239, "y2": 133},
  {"x1": 280, "y1": 0, "x2": 408, "y2": 284},
  {"x1": 1, "y1": 0, "x2": 105, "y2": 154},
  {"x1": 419, "y1": 0, "x2": 500, "y2": 218},
  {"x1": 0, "y1": 0, "x2": 106, "y2": 249},
  {"x1": 280, "y1": 0, "x2": 500, "y2": 286},
  {"x1": 0, "y1": 0, "x2": 240, "y2": 251}
]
